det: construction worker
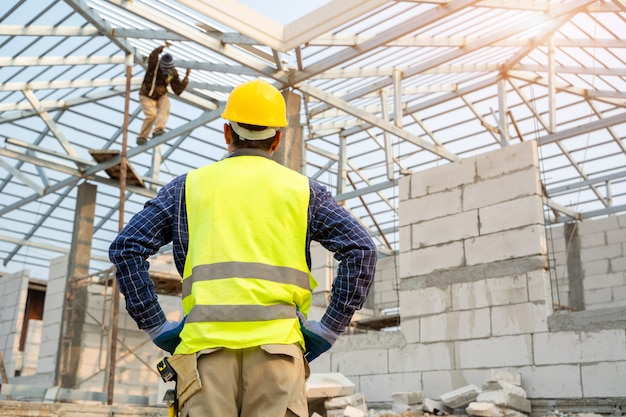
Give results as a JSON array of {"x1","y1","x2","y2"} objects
[
  {"x1": 109, "y1": 79, "x2": 377, "y2": 417},
  {"x1": 137, "y1": 45, "x2": 190, "y2": 145}
]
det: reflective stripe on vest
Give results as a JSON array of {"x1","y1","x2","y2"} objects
[
  {"x1": 175, "y1": 155, "x2": 317, "y2": 354},
  {"x1": 187, "y1": 304, "x2": 297, "y2": 323},
  {"x1": 181, "y1": 262, "x2": 310, "y2": 298}
]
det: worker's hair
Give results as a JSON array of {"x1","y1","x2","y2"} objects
[{"x1": 229, "y1": 122, "x2": 278, "y2": 150}]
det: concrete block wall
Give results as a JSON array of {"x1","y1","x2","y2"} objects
[
  {"x1": 310, "y1": 241, "x2": 335, "y2": 311},
  {"x1": 547, "y1": 213, "x2": 626, "y2": 310},
  {"x1": 21, "y1": 320, "x2": 42, "y2": 376},
  {"x1": 306, "y1": 241, "x2": 376, "y2": 321},
  {"x1": 315, "y1": 140, "x2": 626, "y2": 403},
  {"x1": 37, "y1": 255, "x2": 70, "y2": 381},
  {"x1": 371, "y1": 255, "x2": 401, "y2": 316},
  {"x1": 0, "y1": 270, "x2": 29, "y2": 377}
]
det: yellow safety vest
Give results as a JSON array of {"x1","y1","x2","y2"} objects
[{"x1": 175, "y1": 155, "x2": 318, "y2": 354}]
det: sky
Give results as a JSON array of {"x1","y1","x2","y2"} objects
[{"x1": 237, "y1": 0, "x2": 330, "y2": 24}]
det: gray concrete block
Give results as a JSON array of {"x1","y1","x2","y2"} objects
[
  {"x1": 440, "y1": 384, "x2": 481, "y2": 408},
  {"x1": 324, "y1": 392, "x2": 367, "y2": 410},
  {"x1": 412, "y1": 158, "x2": 475, "y2": 197},
  {"x1": 451, "y1": 275, "x2": 529, "y2": 311},
  {"x1": 464, "y1": 168, "x2": 541, "y2": 211},
  {"x1": 581, "y1": 244, "x2": 622, "y2": 263},
  {"x1": 420, "y1": 308, "x2": 491, "y2": 342},
  {"x1": 479, "y1": 195, "x2": 544, "y2": 235},
  {"x1": 465, "y1": 225, "x2": 547, "y2": 266},
  {"x1": 343, "y1": 405, "x2": 366, "y2": 417},
  {"x1": 466, "y1": 401, "x2": 528, "y2": 417},
  {"x1": 581, "y1": 361, "x2": 626, "y2": 396},
  {"x1": 482, "y1": 381, "x2": 526, "y2": 397},
  {"x1": 306, "y1": 373, "x2": 356, "y2": 399},
  {"x1": 391, "y1": 391, "x2": 424, "y2": 405},
  {"x1": 579, "y1": 214, "x2": 619, "y2": 234},
  {"x1": 424, "y1": 398, "x2": 453, "y2": 415},
  {"x1": 399, "y1": 286, "x2": 450, "y2": 317},
  {"x1": 411, "y1": 210, "x2": 479, "y2": 247},
  {"x1": 457, "y1": 335, "x2": 533, "y2": 368},
  {"x1": 491, "y1": 303, "x2": 548, "y2": 336},
  {"x1": 332, "y1": 348, "x2": 389, "y2": 376},
  {"x1": 514, "y1": 365, "x2": 581, "y2": 398},
  {"x1": 400, "y1": 188, "x2": 463, "y2": 226},
  {"x1": 534, "y1": 329, "x2": 626, "y2": 365},
  {"x1": 475, "y1": 141, "x2": 537, "y2": 180},
  {"x1": 476, "y1": 391, "x2": 531, "y2": 413},
  {"x1": 399, "y1": 241, "x2": 464, "y2": 277}
]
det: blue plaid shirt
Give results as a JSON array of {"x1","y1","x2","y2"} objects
[{"x1": 109, "y1": 151, "x2": 377, "y2": 334}]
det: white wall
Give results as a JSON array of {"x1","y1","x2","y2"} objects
[
  {"x1": 548, "y1": 214, "x2": 626, "y2": 310},
  {"x1": 312, "y1": 140, "x2": 626, "y2": 402},
  {"x1": 0, "y1": 270, "x2": 30, "y2": 378}
]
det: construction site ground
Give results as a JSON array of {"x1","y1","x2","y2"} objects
[{"x1": 2, "y1": 398, "x2": 625, "y2": 417}]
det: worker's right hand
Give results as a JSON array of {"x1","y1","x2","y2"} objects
[{"x1": 145, "y1": 317, "x2": 186, "y2": 354}]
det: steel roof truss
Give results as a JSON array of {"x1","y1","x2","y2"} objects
[
  {"x1": 22, "y1": 90, "x2": 83, "y2": 165},
  {"x1": 106, "y1": 0, "x2": 277, "y2": 79},
  {"x1": 3, "y1": 186, "x2": 73, "y2": 266},
  {"x1": 297, "y1": 0, "x2": 481, "y2": 82},
  {"x1": 0, "y1": 157, "x2": 43, "y2": 195},
  {"x1": 297, "y1": 82, "x2": 460, "y2": 162}
]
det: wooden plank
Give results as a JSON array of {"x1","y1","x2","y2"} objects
[{"x1": 89, "y1": 149, "x2": 145, "y2": 188}]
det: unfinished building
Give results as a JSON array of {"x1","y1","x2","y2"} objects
[{"x1": 1, "y1": 0, "x2": 626, "y2": 415}]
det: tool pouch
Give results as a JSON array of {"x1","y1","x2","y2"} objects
[{"x1": 167, "y1": 353, "x2": 202, "y2": 408}]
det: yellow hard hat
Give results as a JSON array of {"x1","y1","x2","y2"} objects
[{"x1": 221, "y1": 79, "x2": 288, "y2": 128}]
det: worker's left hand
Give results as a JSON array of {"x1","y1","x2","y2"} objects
[
  {"x1": 145, "y1": 317, "x2": 187, "y2": 354},
  {"x1": 297, "y1": 311, "x2": 340, "y2": 362}
]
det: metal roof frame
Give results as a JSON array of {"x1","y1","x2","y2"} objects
[{"x1": 1, "y1": 0, "x2": 625, "y2": 278}]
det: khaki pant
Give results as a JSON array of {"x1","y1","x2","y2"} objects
[
  {"x1": 138, "y1": 94, "x2": 170, "y2": 139},
  {"x1": 170, "y1": 344, "x2": 310, "y2": 417}
]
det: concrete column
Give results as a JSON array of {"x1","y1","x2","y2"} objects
[
  {"x1": 274, "y1": 89, "x2": 303, "y2": 173},
  {"x1": 565, "y1": 221, "x2": 585, "y2": 311},
  {"x1": 59, "y1": 182, "x2": 96, "y2": 388}
]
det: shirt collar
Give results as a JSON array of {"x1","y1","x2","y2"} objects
[{"x1": 226, "y1": 148, "x2": 273, "y2": 160}]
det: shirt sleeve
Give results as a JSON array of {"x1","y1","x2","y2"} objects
[
  {"x1": 170, "y1": 69, "x2": 189, "y2": 96},
  {"x1": 108, "y1": 175, "x2": 186, "y2": 330},
  {"x1": 148, "y1": 46, "x2": 163, "y2": 72},
  {"x1": 308, "y1": 180, "x2": 378, "y2": 333}
]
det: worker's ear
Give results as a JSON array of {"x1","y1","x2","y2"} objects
[
  {"x1": 223, "y1": 123, "x2": 232, "y2": 145},
  {"x1": 269, "y1": 131, "x2": 282, "y2": 152}
]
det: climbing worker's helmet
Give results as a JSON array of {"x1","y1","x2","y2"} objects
[
  {"x1": 159, "y1": 53, "x2": 175, "y2": 75},
  {"x1": 222, "y1": 79, "x2": 288, "y2": 128}
]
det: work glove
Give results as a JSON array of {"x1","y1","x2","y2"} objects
[
  {"x1": 297, "y1": 311, "x2": 341, "y2": 362},
  {"x1": 144, "y1": 316, "x2": 186, "y2": 354}
]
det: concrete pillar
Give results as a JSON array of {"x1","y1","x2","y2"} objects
[
  {"x1": 274, "y1": 89, "x2": 303, "y2": 173},
  {"x1": 565, "y1": 221, "x2": 584, "y2": 311},
  {"x1": 59, "y1": 182, "x2": 96, "y2": 388}
]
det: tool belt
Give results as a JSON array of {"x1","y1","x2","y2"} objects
[{"x1": 157, "y1": 355, "x2": 203, "y2": 416}]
